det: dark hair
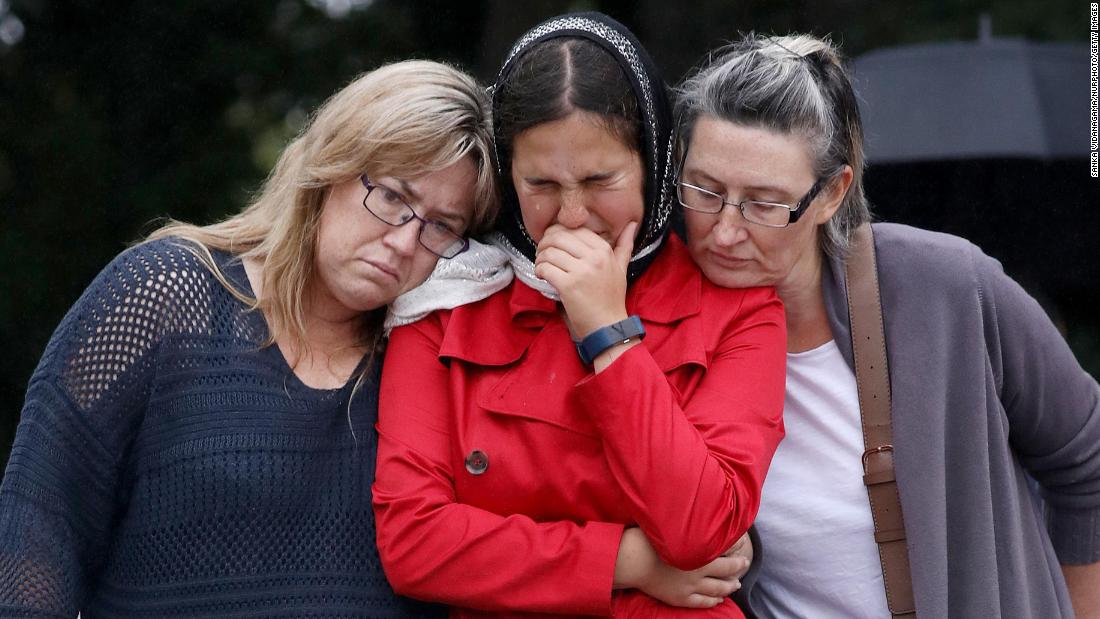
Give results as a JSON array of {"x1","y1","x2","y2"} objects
[
  {"x1": 676, "y1": 34, "x2": 869, "y2": 258},
  {"x1": 495, "y1": 37, "x2": 642, "y2": 160},
  {"x1": 489, "y1": 12, "x2": 676, "y2": 279}
]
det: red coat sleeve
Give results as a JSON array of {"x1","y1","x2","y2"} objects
[
  {"x1": 574, "y1": 286, "x2": 786, "y2": 570},
  {"x1": 373, "y1": 315, "x2": 623, "y2": 615}
]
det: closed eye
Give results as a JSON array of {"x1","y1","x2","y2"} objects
[
  {"x1": 426, "y1": 219, "x2": 460, "y2": 236},
  {"x1": 583, "y1": 173, "x2": 615, "y2": 184},
  {"x1": 378, "y1": 186, "x2": 408, "y2": 206},
  {"x1": 522, "y1": 178, "x2": 557, "y2": 188},
  {"x1": 426, "y1": 209, "x2": 467, "y2": 233},
  {"x1": 682, "y1": 181, "x2": 723, "y2": 198}
]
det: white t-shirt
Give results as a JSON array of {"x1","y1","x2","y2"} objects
[{"x1": 749, "y1": 340, "x2": 891, "y2": 618}]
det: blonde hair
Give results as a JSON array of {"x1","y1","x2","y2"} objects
[{"x1": 147, "y1": 60, "x2": 498, "y2": 356}]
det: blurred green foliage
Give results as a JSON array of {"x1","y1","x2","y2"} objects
[{"x1": 0, "y1": 0, "x2": 1092, "y2": 467}]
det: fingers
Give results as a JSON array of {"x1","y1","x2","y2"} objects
[
  {"x1": 533, "y1": 222, "x2": 632, "y2": 337},
  {"x1": 671, "y1": 560, "x2": 743, "y2": 605},
  {"x1": 725, "y1": 532, "x2": 751, "y2": 556},
  {"x1": 735, "y1": 557, "x2": 751, "y2": 580},
  {"x1": 535, "y1": 227, "x2": 607, "y2": 277},
  {"x1": 723, "y1": 532, "x2": 754, "y2": 579},
  {"x1": 711, "y1": 549, "x2": 751, "y2": 580},
  {"x1": 725, "y1": 532, "x2": 753, "y2": 564},
  {"x1": 533, "y1": 245, "x2": 594, "y2": 294},
  {"x1": 613, "y1": 221, "x2": 638, "y2": 272},
  {"x1": 534, "y1": 246, "x2": 582, "y2": 274},
  {"x1": 534, "y1": 228, "x2": 618, "y2": 287},
  {"x1": 697, "y1": 575, "x2": 741, "y2": 598},
  {"x1": 636, "y1": 554, "x2": 743, "y2": 610},
  {"x1": 683, "y1": 593, "x2": 726, "y2": 608},
  {"x1": 698, "y1": 555, "x2": 745, "y2": 580},
  {"x1": 731, "y1": 555, "x2": 751, "y2": 580},
  {"x1": 538, "y1": 224, "x2": 608, "y2": 256},
  {"x1": 538, "y1": 222, "x2": 639, "y2": 257},
  {"x1": 533, "y1": 254, "x2": 576, "y2": 296},
  {"x1": 536, "y1": 222, "x2": 640, "y2": 273}
]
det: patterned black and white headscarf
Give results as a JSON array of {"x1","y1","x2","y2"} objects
[{"x1": 491, "y1": 12, "x2": 676, "y2": 282}]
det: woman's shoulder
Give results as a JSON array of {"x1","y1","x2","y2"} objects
[
  {"x1": 387, "y1": 280, "x2": 521, "y2": 353},
  {"x1": 871, "y1": 222, "x2": 1003, "y2": 290},
  {"x1": 413, "y1": 281, "x2": 543, "y2": 366},
  {"x1": 101, "y1": 236, "x2": 223, "y2": 288},
  {"x1": 109, "y1": 237, "x2": 251, "y2": 302},
  {"x1": 28, "y1": 238, "x2": 243, "y2": 415},
  {"x1": 61, "y1": 237, "x2": 249, "y2": 348},
  {"x1": 872, "y1": 222, "x2": 978, "y2": 255}
]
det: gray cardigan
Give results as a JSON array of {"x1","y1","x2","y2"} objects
[{"x1": 744, "y1": 223, "x2": 1100, "y2": 618}]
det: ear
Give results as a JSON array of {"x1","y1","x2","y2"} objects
[{"x1": 814, "y1": 164, "x2": 854, "y2": 225}]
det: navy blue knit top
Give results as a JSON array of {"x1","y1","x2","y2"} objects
[{"x1": 0, "y1": 238, "x2": 442, "y2": 618}]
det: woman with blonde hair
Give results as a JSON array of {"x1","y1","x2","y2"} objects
[{"x1": 0, "y1": 59, "x2": 497, "y2": 618}]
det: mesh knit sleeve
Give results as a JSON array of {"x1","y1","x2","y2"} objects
[{"x1": 0, "y1": 239, "x2": 215, "y2": 617}]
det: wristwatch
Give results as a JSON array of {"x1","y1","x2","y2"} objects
[{"x1": 576, "y1": 316, "x2": 646, "y2": 365}]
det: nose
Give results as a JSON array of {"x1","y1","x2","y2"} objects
[
  {"x1": 711, "y1": 205, "x2": 749, "y2": 247},
  {"x1": 384, "y1": 219, "x2": 422, "y2": 256},
  {"x1": 554, "y1": 188, "x2": 589, "y2": 229}
]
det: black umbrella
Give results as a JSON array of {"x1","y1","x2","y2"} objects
[
  {"x1": 853, "y1": 38, "x2": 1088, "y2": 163},
  {"x1": 852, "y1": 35, "x2": 1098, "y2": 368}
]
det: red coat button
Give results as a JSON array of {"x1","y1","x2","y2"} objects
[{"x1": 464, "y1": 450, "x2": 489, "y2": 475}]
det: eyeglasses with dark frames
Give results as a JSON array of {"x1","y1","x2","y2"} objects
[
  {"x1": 359, "y1": 175, "x2": 470, "y2": 259},
  {"x1": 676, "y1": 176, "x2": 830, "y2": 228}
]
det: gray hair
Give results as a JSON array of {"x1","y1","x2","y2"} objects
[{"x1": 675, "y1": 33, "x2": 869, "y2": 258}]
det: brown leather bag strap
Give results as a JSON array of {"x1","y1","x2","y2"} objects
[{"x1": 845, "y1": 224, "x2": 917, "y2": 618}]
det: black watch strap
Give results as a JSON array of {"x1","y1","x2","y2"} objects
[{"x1": 576, "y1": 316, "x2": 646, "y2": 365}]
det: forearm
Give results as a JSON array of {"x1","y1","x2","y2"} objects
[
  {"x1": 613, "y1": 527, "x2": 656, "y2": 590},
  {"x1": 578, "y1": 351, "x2": 753, "y2": 568},
  {"x1": 0, "y1": 476, "x2": 93, "y2": 616},
  {"x1": 1062, "y1": 562, "x2": 1100, "y2": 619},
  {"x1": 0, "y1": 360, "x2": 134, "y2": 615},
  {"x1": 577, "y1": 362, "x2": 782, "y2": 569},
  {"x1": 377, "y1": 318, "x2": 623, "y2": 614},
  {"x1": 979, "y1": 247, "x2": 1100, "y2": 560},
  {"x1": 372, "y1": 435, "x2": 623, "y2": 614},
  {"x1": 575, "y1": 291, "x2": 786, "y2": 570}
]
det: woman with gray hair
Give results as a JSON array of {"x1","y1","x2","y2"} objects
[
  {"x1": 0, "y1": 59, "x2": 497, "y2": 617},
  {"x1": 674, "y1": 33, "x2": 1100, "y2": 618}
]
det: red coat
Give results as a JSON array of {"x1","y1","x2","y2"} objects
[{"x1": 374, "y1": 236, "x2": 786, "y2": 617}]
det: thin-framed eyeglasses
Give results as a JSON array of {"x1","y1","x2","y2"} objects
[
  {"x1": 359, "y1": 175, "x2": 469, "y2": 259},
  {"x1": 676, "y1": 176, "x2": 830, "y2": 228}
]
